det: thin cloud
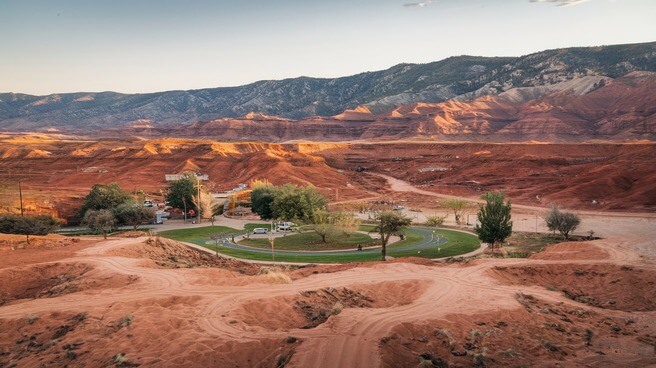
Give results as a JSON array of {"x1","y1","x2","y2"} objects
[
  {"x1": 404, "y1": 0, "x2": 436, "y2": 8},
  {"x1": 529, "y1": 0, "x2": 592, "y2": 7}
]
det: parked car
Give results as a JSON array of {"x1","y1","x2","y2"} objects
[
  {"x1": 277, "y1": 222, "x2": 295, "y2": 231},
  {"x1": 252, "y1": 228, "x2": 268, "y2": 234}
]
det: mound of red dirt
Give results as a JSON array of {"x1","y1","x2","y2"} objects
[
  {"x1": 380, "y1": 294, "x2": 656, "y2": 367},
  {"x1": 0, "y1": 296, "x2": 299, "y2": 367},
  {"x1": 489, "y1": 264, "x2": 656, "y2": 311},
  {"x1": 0, "y1": 234, "x2": 94, "y2": 269},
  {"x1": 236, "y1": 280, "x2": 430, "y2": 330},
  {"x1": 106, "y1": 237, "x2": 261, "y2": 275},
  {"x1": 380, "y1": 293, "x2": 656, "y2": 368},
  {"x1": 0, "y1": 262, "x2": 138, "y2": 306},
  {"x1": 530, "y1": 241, "x2": 610, "y2": 260}
]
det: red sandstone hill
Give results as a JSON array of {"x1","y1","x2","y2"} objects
[{"x1": 144, "y1": 72, "x2": 653, "y2": 142}]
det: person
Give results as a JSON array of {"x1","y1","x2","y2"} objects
[{"x1": 357, "y1": 244, "x2": 362, "y2": 251}]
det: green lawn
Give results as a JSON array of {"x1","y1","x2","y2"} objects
[
  {"x1": 157, "y1": 226, "x2": 243, "y2": 243},
  {"x1": 239, "y1": 231, "x2": 376, "y2": 251},
  {"x1": 359, "y1": 224, "x2": 376, "y2": 232},
  {"x1": 390, "y1": 228, "x2": 481, "y2": 258},
  {"x1": 203, "y1": 246, "x2": 385, "y2": 263},
  {"x1": 158, "y1": 225, "x2": 480, "y2": 263},
  {"x1": 243, "y1": 223, "x2": 273, "y2": 233}
]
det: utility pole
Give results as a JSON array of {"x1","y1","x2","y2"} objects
[
  {"x1": 18, "y1": 181, "x2": 24, "y2": 217},
  {"x1": 535, "y1": 214, "x2": 538, "y2": 234},
  {"x1": 182, "y1": 196, "x2": 187, "y2": 223},
  {"x1": 197, "y1": 176, "x2": 202, "y2": 224},
  {"x1": 268, "y1": 236, "x2": 275, "y2": 262}
]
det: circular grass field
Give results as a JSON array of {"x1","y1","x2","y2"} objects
[{"x1": 158, "y1": 225, "x2": 480, "y2": 263}]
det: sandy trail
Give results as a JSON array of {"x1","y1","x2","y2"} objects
[
  {"x1": 1, "y1": 178, "x2": 655, "y2": 367},
  {"x1": 373, "y1": 172, "x2": 656, "y2": 218}
]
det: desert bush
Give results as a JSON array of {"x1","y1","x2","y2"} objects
[
  {"x1": 25, "y1": 315, "x2": 39, "y2": 324},
  {"x1": 259, "y1": 267, "x2": 292, "y2": 284},
  {"x1": 425, "y1": 215, "x2": 446, "y2": 227},
  {"x1": 330, "y1": 302, "x2": 344, "y2": 315},
  {"x1": 119, "y1": 315, "x2": 133, "y2": 328}
]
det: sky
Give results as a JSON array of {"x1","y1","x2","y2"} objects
[{"x1": 0, "y1": 0, "x2": 654, "y2": 95}]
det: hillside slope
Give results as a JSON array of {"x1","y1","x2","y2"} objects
[
  {"x1": 1, "y1": 42, "x2": 654, "y2": 131},
  {"x1": 157, "y1": 72, "x2": 655, "y2": 141}
]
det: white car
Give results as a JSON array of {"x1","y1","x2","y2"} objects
[
  {"x1": 277, "y1": 222, "x2": 295, "y2": 231},
  {"x1": 252, "y1": 228, "x2": 268, "y2": 234}
]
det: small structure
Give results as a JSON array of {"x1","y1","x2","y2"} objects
[
  {"x1": 165, "y1": 172, "x2": 209, "y2": 181},
  {"x1": 228, "y1": 206, "x2": 252, "y2": 218},
  {"x1": 155, "y1": 210, "x2": 170, "y2": 224}
]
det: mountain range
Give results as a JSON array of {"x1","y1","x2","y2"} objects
[{"x1": 0, "y1": 41, "x2": 654, "y2": 139}]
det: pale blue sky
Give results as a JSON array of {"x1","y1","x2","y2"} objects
[{"x1": 1, "y1": 0, "x2": 654, "y2": 95}]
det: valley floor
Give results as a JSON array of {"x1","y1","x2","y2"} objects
[{"x1": 1, "y1": 181, "x2": 655, "y2": 367}]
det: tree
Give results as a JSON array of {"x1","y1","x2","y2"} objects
[
  {"x1": 310, "y1": 210, "x2": 339, "y2": 243},
  {"x1": 82, "y1": 209, "x2": 116, "y2": 239},
  {"x1": 444, "y1": 198, "x2": 469, "y2": 225},
  {"x1": 307, "y1": 210, "x2": 360, "y2": 243},
  {"x1": 544, "y1": 205, "x2": 561, "y2": 236},
  {"x1": 251, "y1": 182, "x2": 277, "y2": 220},
  {"x1": 0, "y1": 214, "x2": 62, "y2": 244},
  {"x1": 80, "y1": 182, "x2": 132, "y2": 217},
  {"x1": 558, "y1": 212, "x2": 581, "y2": 240},
  {"x1": 474, "y1": 192, "x2": 512, "y2": 252},
  {"x1": 332, "y1": 211, "x2": 360, "y2": 236},
  {"x1": 193, "y1": 190, "x2": 214, "y2": 220},
  {"x1": 114, "y1": 204, "x2": 155, "y2": 230},
  {"x1": 271, "y1": 184, "x2": 327, "y2": 223},
  {"x1": 165, "y1": 174, "x2": 197, "y2": 214},
  {"x1": 544, "y1": 206, "x2": 581, "y2": 240},
  {"x1": 373, "y1": 211, "x2": 412, "y2": 261},
  {"x1": 209, "y1": 201, "x2": 224, "y2": 226}
]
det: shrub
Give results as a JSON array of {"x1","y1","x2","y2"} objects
[
  {"x1": 0, "y1": 214, "x2": 62, "y2": 244},
  {"x1": 425, "y1": 215, "x2": 446, "y2": 227}
]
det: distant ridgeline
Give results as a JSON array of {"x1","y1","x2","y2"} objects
[{"x1": 0, "y1": 41, "x2": 655, "y2": 138}]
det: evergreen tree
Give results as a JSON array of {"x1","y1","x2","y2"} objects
[{"x1": 474, "y1": 192, "x2": 512, "y2": 252}]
